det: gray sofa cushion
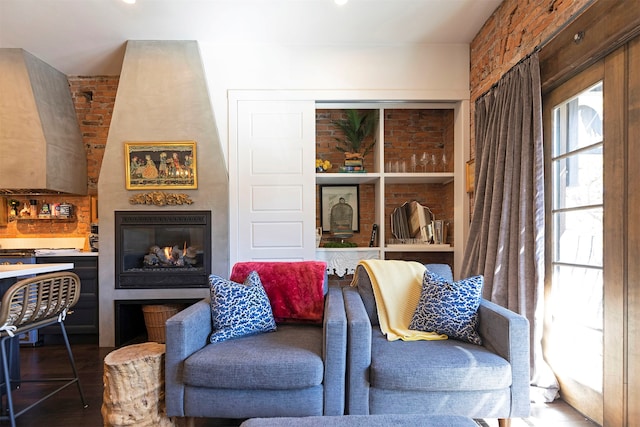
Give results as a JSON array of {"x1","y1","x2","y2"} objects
[
  {"x1": 354, "y1": 265, "x2": 380, "y2": 326},
  {"x1": 183, "y1": 324, "x2": 324, "y2": 390},
  {"x1": 424, "y1": 263, "x2": 454, "y2": 283},
  {"x1": 369, "y1": 329, "x2": 511, "y2": 392}
]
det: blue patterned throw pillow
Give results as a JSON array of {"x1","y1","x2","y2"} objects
[
  {"x1": 409, "y1": 270, "x2": 483, "y2": 345},
  {"x1": 209, "y1": 271, "x2": 276, "y2": 343}
]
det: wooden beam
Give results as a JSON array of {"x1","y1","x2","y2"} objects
[{"x1": 540, "y1": 0, "x2": 640, "y2": 93}]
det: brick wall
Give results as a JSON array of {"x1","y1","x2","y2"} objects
[
  {"x1": 69, "y1": 76, "x2": 118, "y2": 194},
  {"x1": 469, "y1": 0, "x2": 591, "y2": 157},
  {"x1": 0, "y1": 76, "x2": 118, "y2": 240}
]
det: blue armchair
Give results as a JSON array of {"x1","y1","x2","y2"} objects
[
  {"x1": 165, "y1": 281, "x2": 346, "y2": 420},
  {"x1": 342, "y1": 263, "x2": 530, "y2": 426}
]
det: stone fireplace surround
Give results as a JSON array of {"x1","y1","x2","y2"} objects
[{"x1": 97, "y1": 41, "x2": 229, "y2": 347}]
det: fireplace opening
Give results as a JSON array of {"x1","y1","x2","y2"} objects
[
  {"x1": 115, "y1": 210, "x2": 211, "y2": 289},
  {"x1": 115, "y1": 299, "x2": 199, "y2": 347}
]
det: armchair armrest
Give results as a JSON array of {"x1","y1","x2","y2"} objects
[
  {"x1": 342, "y1": 286, "x2": 372, "y2": 415},
  {"x1": 478, "y1": 299, "x2": 530, "y2": 417},
  {"x1": 165, "y1": 299, "x2": 212, "y2": 417},
  {"x1": 322, "y1": 286, "x2": 347, "y2": 415}
]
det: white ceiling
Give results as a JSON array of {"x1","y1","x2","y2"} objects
[{"x1": 0, "y1": 0, "x2": 501, "y2": 76}]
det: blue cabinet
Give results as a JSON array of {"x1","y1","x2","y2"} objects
[{"x1": 36, "y1": 256, "x2": 98, "y2": 337}]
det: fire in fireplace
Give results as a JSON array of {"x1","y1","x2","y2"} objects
[
  {"x1": 115, "y1": 211, "x2": 211, "y2": 289},
  {"x1": 143, "y1": 243, "x2": 198, "y2": 268}
]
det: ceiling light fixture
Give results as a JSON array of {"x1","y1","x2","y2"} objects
[
  {"x1": 334, "y1": 0, "x2": 348, "y2": 5},
  {"x1": 122, "y1": 0, "x2": 136, "y2": 4}
]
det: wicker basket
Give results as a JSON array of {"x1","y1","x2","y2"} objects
[{"x1": 142, "y1": 304, "x2": 181, "y2": 343}]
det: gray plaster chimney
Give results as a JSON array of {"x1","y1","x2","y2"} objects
[{"x1": 97, "y1": 40, "x2": 229, "y2": 347}]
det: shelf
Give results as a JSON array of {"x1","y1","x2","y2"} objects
[
  {"x1": 384, "y1": 172, "x2": 454, "y2": 185},
  {"x1": 316, "y1": 172, "x2": 380, "y2": 184},
  {"x1": 385, "y1": 244, "x2": 453, "y2": 252},
  {"x1": 316, "y1": 247, "x2": 380, "y2": 252},
  {"x1": 316, "y1": 172, "x2": 454, "y2": 185},
  {"x1": 14, "y1": 216, "x2": 75, "y2": 222},
  {"x1": 316, "y1": 247, "x2": 380, "y2": 277}
]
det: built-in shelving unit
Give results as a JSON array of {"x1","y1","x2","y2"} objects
[{"x1": 315, "y1": 103, "x2": 462, "y2": 273}]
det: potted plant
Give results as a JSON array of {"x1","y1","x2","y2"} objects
[{"x1": 331, "y1": 109, "x2": 379, "y2": 162}]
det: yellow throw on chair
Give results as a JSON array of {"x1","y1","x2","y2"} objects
[{"x1": 351, "y1": 260, "x2": 447, "y2": 342}]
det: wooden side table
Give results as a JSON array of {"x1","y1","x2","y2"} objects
[{"x1": 102, "y1": 342, "x2": 174, "y2": 427}]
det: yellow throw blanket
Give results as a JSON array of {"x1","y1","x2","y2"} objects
[{"x1": 352, "y1": 260, "x2": 447, "y2": 342}]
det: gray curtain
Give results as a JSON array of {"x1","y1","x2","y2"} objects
[{"x1": 461, "y1": 53, "x2": 558, "y2": 402}]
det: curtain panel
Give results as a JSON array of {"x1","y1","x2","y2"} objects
[{"x1": 462, "y1": 53, "x2": 558, "y2": 401}]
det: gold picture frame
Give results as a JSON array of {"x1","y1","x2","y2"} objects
[
  {"x1": 90, "y1": 195, "x2": 98, "y2": 223},
  {"x1": 125, "y1": 141, "x2": 197, "y2": 190},
  {"x1": 0, "y1": 197, "x2": 7, "y2": 226},
  {"x1": 466, "y1": 159, "x2": 475, "y2": 193}
]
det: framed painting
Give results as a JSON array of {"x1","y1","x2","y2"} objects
[
  {"x1": 320, "y1": 184, "x2": 360, "y2": 233},
  {"x1": 125, "y1": 141, "x2": 197, "y2": 190},
  {"x1": 466, "y1": 159, "x2": 475, "y2": 193},
  {"x1": 90, "y1": 196, "x2": 98, "y2": 223}
]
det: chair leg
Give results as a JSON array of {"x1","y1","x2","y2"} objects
[
  {"x1": 498, "y1": 419, "x2": 511, "y2": 427},
  {"x1": 60, "y1": 321, "x2": 88, "y2": 408},
  {"x1": 0, "y1": 337, "x2": 16, "y2": 427},
  {"x1": 174, "y1": 417, "x2": 196, "y2": 427}
]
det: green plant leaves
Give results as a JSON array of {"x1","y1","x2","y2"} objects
[{"x1": 331, "y1": 109, "x2": 378, "y2": 156}]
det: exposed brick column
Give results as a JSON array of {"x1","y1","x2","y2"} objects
[{"x1": 469, "y1": 0, "x2": 591, "y2": 157}]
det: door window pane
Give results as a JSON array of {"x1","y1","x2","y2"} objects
[
  {"x1": 553, "y1": 146, "x2": 603, "y2": 210},
  {"x1": 551, "y1": 264, "x2": 603, "y2": 330},
  {"x1": 553, "y1": 208, "x2": 603, "y2": 267},
  {"x1": 548, "y1": 264, "x2": 603, "y2": 392},
  {"x1": 552, "y1": 83, "x2": 603, "y2": 157}
]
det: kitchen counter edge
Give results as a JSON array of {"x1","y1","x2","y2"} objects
[{"x1": 35, "y1": 252, "x2": 99, "y2": 257}]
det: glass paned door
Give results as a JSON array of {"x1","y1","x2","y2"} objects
[{"x1": 546, "y1": 80, "x2": 604, "y2": 417}]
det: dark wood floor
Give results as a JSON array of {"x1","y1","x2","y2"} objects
[
  {"x1": 1, "y1": 341, "x2": 597, "y2": 427},
  {"x1": 1, "y1": 342, "x2": 110, "y2": 426},
  {"x1": 0, "y1": 342, "x2": 244, "y2": 427}
]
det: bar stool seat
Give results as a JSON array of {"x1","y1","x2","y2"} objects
[{"x1": 0, "y1": 272, "x2": 87, "y2": 427}]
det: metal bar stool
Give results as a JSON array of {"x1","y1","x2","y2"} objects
[{"x1": 0, "y1": 272, "x2": 87, "y2": 427}]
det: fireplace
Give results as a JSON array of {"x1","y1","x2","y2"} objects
[{"x1": 115, "y1": 211, "x2": 211, "y2": 289}]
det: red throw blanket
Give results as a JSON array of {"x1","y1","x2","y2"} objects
[{"x1": 230, "y1": 261, "x2": 327, "y2": 323}]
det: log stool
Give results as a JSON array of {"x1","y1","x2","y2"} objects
[{"x1": 102, "y1": 342, "x2": 175, "y2": 427}]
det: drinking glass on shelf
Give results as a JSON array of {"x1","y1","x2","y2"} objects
[
  {"x1": 441, "y1": 152, "x2": 448, "y2": 172},
  {"x1": 430, "y1": 154, "x2": 437, "y2": 172},
  {"x1": 419, "y1": 152, "x2": 428, "y2": 172},
  {"x1": 411, "y1": 154, "x2": 417, "y2": 173}
]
